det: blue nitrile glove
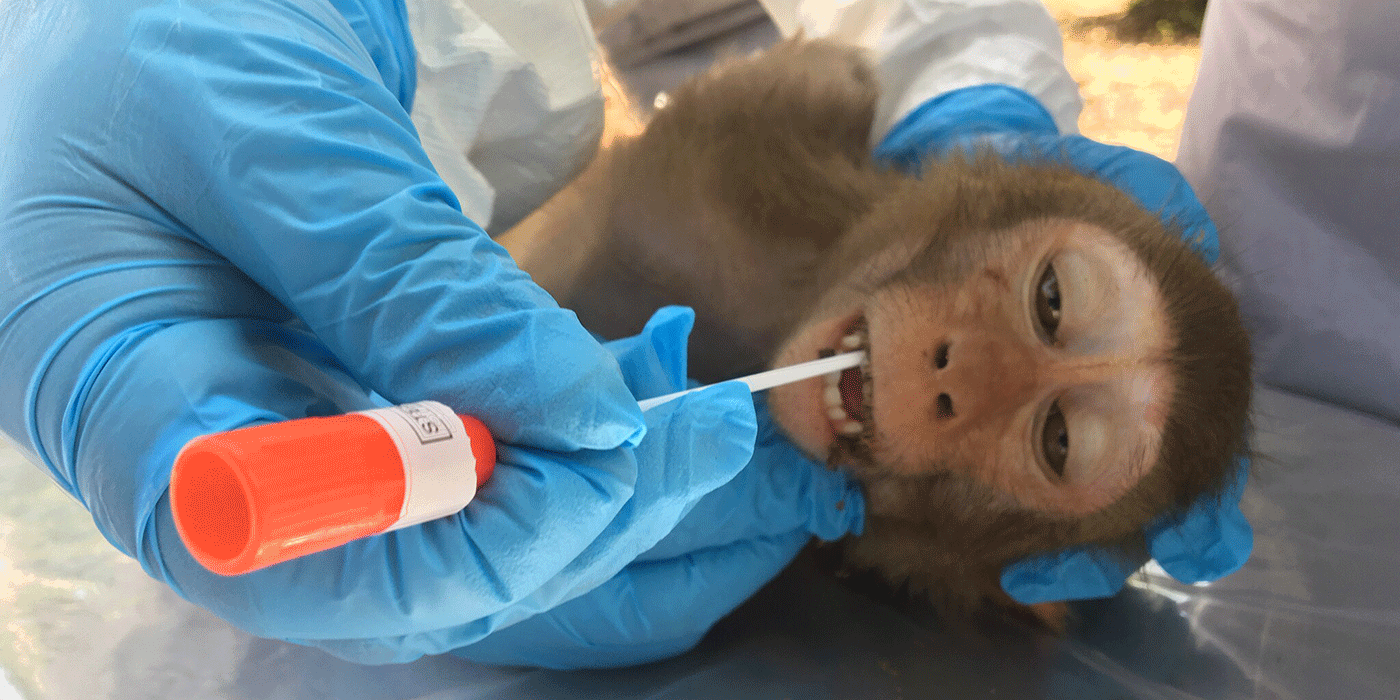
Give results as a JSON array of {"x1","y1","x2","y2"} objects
[
  {"x1": 0, "y1": 0, "x2": 832, "y2": 666},
  {"x1": 874, "y1": 85, "x2": 1253, "y2": 604},
  {"x1": 449, "y1": 307, "x2": 865, "y2": 669}
]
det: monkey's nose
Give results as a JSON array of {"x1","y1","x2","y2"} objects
[{"x1": 931, "y1": 336, "x2": 1035, "y2": 426}]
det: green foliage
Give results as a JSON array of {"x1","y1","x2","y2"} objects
[{"x1": 1123, "y1": 0, "x2": 1208, "y2": 42}]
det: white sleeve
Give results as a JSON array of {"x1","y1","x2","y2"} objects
[
  {"x1": 1176, "y1": 0, "x2": 1400, "y2": 422},
  {"x1": 403, "y1": 0, "x2": 604, "y2": 234},
  {"x1": 757, "y1": 0, "x2": 1082, "y2": 139}
]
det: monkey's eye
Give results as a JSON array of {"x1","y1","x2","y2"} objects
[
  {"x1": 1034, "y1": 264, "x2": 1062, "y2": 340},
  {"x1": 1040, "y1": 401, "x2": 1069, "y2": 479}
]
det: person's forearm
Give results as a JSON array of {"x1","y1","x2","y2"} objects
[{"x1": 757, "y1": 0, "x2": 1082, "y2": 139}]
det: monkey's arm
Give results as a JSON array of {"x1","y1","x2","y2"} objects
[{"x1": 508, "y1": 39, "x2": 896, "y2": 381}]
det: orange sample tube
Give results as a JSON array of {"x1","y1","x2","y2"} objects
[{"x1": 169, "y1": 401, "x2": 495, "y2": 576}]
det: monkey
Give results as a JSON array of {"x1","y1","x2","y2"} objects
[{"x1": 499, "y1": 38, "x2": 1253, "y2": 629}]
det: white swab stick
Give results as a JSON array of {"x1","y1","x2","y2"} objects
[{"x1": 638, "y1": 350, "x2": 866, "y2": 411}]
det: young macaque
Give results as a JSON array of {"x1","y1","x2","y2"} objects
[{"x1": 501, "y1": 38, "x2": 1252, "y2": 628}]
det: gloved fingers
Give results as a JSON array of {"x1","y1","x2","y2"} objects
[
  {"x1": 598, "y1": 306, "x2": 864, "y2": 569},
  {"x1": 488, "y1": 381, "x2": 760, "y2": 607},
  {"x1": 639, "y1": 399, "x2": 865, "y2": 563},
  {"x1": 601, "y1": 305, "x2": 864, "y2": 559},
  {"x1": 94, "y1": 3, "x2": 642, "y2": 452},
  {"x1": 872, "y1": 86, "x2": 1220, "y2": 263},
  {"x1": 77, "y1": 318, "x2": 644, "y2": 643},
  {"x1": 988, "y1": 134, "x2": 1219, "y2": 263},
  {"x1": 1000, "y1": 546, "x2": 1140, "y2": 606},
  {"x1": 1147, "y1": 457, "x2": 1254, "y2": 583},
  {"x1": 1054, "y1": 135, "x2": 1220, "y2": 263},
  {"x1": 874, "y1": 85, "x2": 1062, "y2": 172},
  {"x1": 601, "y1": 305, "x2": 694, "y2": 400},
  {"x1": 448, "y1": 529, "x2": 814, "y2": 670},
  {"x1": 1001, "y1": 498, "x2": 1253, "y2": 607},
  {"x1": 610, "y1": 380, "x2": 758, "y2": 534},
  {"x1": 1003, "y1": 458, "x2": 1254, "y2": 605},
  {"x1": 754, "y1": 400, "x2": 866, "y2": 542},
  {"x1": 985, "y1": 136, "x2": 1219, "y2": 264},
  {"x1": 280, "y1": 381, "x2": 763, "y2": 662}
]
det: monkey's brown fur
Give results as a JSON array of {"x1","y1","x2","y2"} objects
[{"x1": 509, "y1": 39, "x2": 1252, "y2": 628}]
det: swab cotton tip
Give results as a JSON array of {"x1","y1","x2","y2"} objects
[{"x1": 638, "y1": 351, "x2": 866, "y2": 410}]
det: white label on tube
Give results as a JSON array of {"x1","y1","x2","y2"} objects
[{"x1": 354, "y1": 401, "x2": 478, "y2": 530}]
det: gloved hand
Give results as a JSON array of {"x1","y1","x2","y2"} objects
[
  {"x1": 873, "y1": 85, "x2": 1254, "y2": 604},
  {"x1": 0, "y1": 0, "x2": 861, "y2": 666},
  {"x1": 449, "y1": 307, "x2": 865, "y2": 669}
]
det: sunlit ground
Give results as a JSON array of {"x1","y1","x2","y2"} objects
[
  {"x1": 1046, "y1": 0, "x2": 1203, "y2": 160},
  {"x1": 599, "y1": 0, "x2": 1204, "y2": 160}
]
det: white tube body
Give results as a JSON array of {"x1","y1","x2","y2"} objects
[{"x1": 354, "y1": 401, "x2": 480, "y2": 530}]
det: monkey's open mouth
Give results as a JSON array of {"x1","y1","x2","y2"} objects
[{"x1": 822, "y1": 316, "x2": 873, "y2": 439}]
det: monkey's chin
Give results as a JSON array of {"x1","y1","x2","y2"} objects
[{"x1": 767, "y1": 310, "x2": 873, "y2": 465}]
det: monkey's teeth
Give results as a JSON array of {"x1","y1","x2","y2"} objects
[
  {"x1": 826, "y1": 318, "x2": 872, "y2": 440},
  {"x1": 840, "y1": 327, "x2": 869, "y2": 350},
  {"x1": 825, "y1": 385, "x2": 842, "y2": 406},
  {"x1": 823, "y1": 371, "x2": 850, "y2": 422}
]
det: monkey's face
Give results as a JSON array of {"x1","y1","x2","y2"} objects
[{"x1": 769, "y1": 201, "x2": 1178, "y2": 520}]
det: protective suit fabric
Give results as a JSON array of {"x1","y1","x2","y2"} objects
[
  {"x1": 404, "y1": 0, "x2": 608, "y2": 234},
  {"x1": 0, "y1": 0, "x2": 867, "y2": 668},
  {"x1": 871, "y1": 83, "x2": 1251, "y2": 603},
  {"x1": 1176, "y1": 0, "x2": 1400, "y2": 424},
  {"x1": 756, "y1": 0, "x2": 1083, "y2": 144}
]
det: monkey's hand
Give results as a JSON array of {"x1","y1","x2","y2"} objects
[
  {"x1": 447, "y1": 307, "x2": 867, "y2": 669},
  {"x1": 875, "y1": 83, "x2": 1254, "y2": 605}
]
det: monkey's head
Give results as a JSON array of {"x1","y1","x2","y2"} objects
[{"x1": 767, "y1": 153, "x2": 1252, "y2": 613}]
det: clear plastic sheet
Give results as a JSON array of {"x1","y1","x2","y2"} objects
[{"x1": 2, "y1": 385, "x2": 1397, "y2": 699}]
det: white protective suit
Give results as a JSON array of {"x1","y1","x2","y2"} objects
[
  {"x1": 404, "y1": 0, "x2": 608, "y2": 234},
  {"x1": 1176, "y1": 0, "x2": 1400, "y2": 423},
  {"x1": 403, "y1": 0, "x2": 1084, "y2": 234}
]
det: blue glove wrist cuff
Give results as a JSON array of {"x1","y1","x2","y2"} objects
[{"x1": 875, "y1": 84, "x2": 1060, "y2": 171}]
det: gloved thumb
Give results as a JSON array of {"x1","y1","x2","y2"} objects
[
  {"x1": 601, "y1": 306, "x2": 695, "y2": 400},
  {"x1": 1000, "y1": 547, "x2": 1137, "y2": 605},
  {"x1": 638, "y1": 399, "x2": 864, "y2": 564},
  {"x1": 451, "y1": 529, "x2": 813, "y2": 669},
  {"x1": 1147, "y1": 457, "x2": 1253, "y2": 583}
]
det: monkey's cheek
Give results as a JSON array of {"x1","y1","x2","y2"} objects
[
  {"x1": 773, "y1": 310, "x2": 864, "y2": 367},
  {"x1": 765, "y1": 383, "x2": 836, "y2": 461},
  {"x1": 766, "y1": 309, "x2": 869, "y2": 454}
]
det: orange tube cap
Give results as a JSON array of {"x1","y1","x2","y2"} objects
[{"x1": 170, "y1": 402, "x2": 495, "y2": 576}]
